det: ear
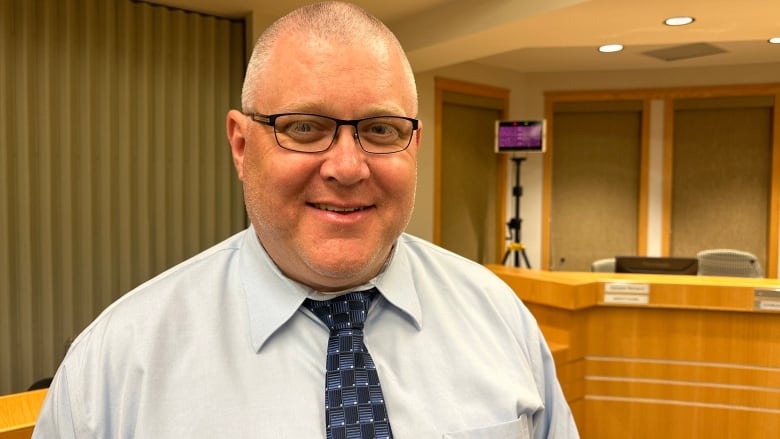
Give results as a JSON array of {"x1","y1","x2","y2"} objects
[
  {"x1": 412, "y1": 119, "x2": 423, "y2": 151},
  {"x1": 226, "y1": 109, "x2": 248, "y2": 181}
]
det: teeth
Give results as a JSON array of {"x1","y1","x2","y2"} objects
[{"x1": 314, "y1": 204, "x2": 364, "y2": 213}]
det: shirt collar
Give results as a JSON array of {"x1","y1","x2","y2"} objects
[{"x1": 239, "y1": 227, "x2": 423, "y2": 352}]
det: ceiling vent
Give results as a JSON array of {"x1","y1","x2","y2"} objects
[{"x1": 642, "y1": 42, "x2": 726, "y2": 62}]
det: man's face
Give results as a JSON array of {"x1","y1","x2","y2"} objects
[{"x1": 227, "y1": 34, "x2": 422, "y2": 292}]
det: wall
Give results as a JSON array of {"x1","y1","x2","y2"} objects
[
  {"x1": 410, "y1": 61, "x2": 780, "y2": 271},
  {"x1": 0, "y1": 0, "x2": 246, "y2": 395}
]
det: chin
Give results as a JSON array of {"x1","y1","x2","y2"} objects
[
  {"x1": 312, "y1": 260, "x2": 374, "y2": 281},
  {"x1": 304, "y1": 251, "x2": 386, "y2": 287}
]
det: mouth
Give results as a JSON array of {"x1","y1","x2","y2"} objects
[{"x1": 309, "y1": 203, "x2": 371, "y2": 214}]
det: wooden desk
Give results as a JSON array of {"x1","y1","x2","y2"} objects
[
  {"x1": 487, "y1": 266, "x2": 780, "y2": 439},
  {"x1": 0, "y1": 389, "x2": 47, "y2": 439}
]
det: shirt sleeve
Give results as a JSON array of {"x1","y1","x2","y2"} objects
[
  {"x1": 32, "y1": 366, "x2": 78, "y2": 439},
  {"x1": 529, "y1": 318, "x2": 580, "y2": 439},
  {"x1": 540, "y1": 339, "x2": 580, "y2": 439}
]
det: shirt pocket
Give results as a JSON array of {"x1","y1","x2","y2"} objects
[{"x1": 442, "y1": 415, "x2": 532, "y2": 439}]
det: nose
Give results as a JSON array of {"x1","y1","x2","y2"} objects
[{"x1": 319, "y1": 126, "x2": 370, "y2": 185}]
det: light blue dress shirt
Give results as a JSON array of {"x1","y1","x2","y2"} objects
[{"x1": 33, "y1": 226, "x2": 579, "y2": 438}]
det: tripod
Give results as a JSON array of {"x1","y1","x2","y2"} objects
[{"x1": 501, "y1": 157, "x2": 531, "y2": 268}]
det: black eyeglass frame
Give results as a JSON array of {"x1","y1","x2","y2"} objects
[{"x1": 244, "y1": 112, "x2": 420, "y2": 154}]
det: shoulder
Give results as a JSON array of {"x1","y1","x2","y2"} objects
[
  {"x1": 44, "y1": 229, "x2": 253, "y2": 435},
  {"x1": 393, "y1": 233, "x2": 531, "y2": 330},
  {"x1": 393, "y1": 234, "x2": 545, "y2": 358},
  {"x1": 67, "y1": 228, "x2": 248, "y2": 352}
]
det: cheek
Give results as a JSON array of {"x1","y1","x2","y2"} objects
[
  {"x1": 370, "y1": 158, "x2": 417, "y2": 229},
  {"x1": 242, "y1": 149, "x2": 301, "y2": 216},
  {"x1": 377, "y1": 156, "x2": 417, "y2": 199},
  {"x1": 244, "y1": 145, "x2": 304, "y2": 190}
]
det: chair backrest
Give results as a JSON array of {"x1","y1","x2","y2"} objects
[
  {"x1": 696, "y1": 249, "x2": 764, "y2": 277},
  {"x1": 0, "y1": 389, "x2": 48, "y2": 439},
  {"x1": 591, "y1": 257, "x2": 616, "y2": 272}
]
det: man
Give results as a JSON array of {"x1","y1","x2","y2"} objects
[{"x1": 34, "y1": 2, "x2": 579, "y2": 438}]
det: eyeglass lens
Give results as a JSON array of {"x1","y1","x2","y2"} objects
[{"x1": 273, "y1": 114, "x2": 414, "y2": 153}]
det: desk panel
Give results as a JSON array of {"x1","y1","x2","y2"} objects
[
  {"x1": 0, "y1": 389, "x2": 47, "y2": 439},
  {"x1": 487, "y1": 266, "x2": 780, "y2": 439}
]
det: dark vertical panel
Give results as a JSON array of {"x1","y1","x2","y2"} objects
[
  {"x1": 672, "y1": 100, "x2": 772, "y2": 267},
  {"x1": 551, "y1": 105, "x2": 642, "y2": 271},
  {"x1": 440, "y1": 101, "x2": 501, "y2": 264}
]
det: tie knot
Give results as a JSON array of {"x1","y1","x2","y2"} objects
[{"x1": 304, "y1": 288, "x2": 377, "y2": 331}]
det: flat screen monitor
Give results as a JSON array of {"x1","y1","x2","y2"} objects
[
  {"x1": 495, "y1": 120, "x2": 545, "y2": 153},
  {"x1": 614, "y1": 256, "x2": 699, "y2": 275}
]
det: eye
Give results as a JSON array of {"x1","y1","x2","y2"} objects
[
  {"x1": 367, "y1": 123, "x2": 397, "y2": 136},
  {"x1": 276, "y1": 115, "x2": 333, "y2": 143},
  {"x1": 289, "y1": 121, "x2": 312, "y2": 132},
  {"x1": 360, "y1": 119, "x2": 404, "y2": 144}
]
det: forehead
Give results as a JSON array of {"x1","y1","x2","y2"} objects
[{"x1": 257, "y1": 33, "x2": 415, "y2": 116}]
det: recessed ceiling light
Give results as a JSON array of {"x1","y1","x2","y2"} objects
[
  {"x1": 598, "y1": 44, "x2": 624, "y2": 53},
  {"x1": 664, "y1": 16, "x2": 695, "y2": 26},
  {"x1": 769, "y1": 37, "x2": 780, "y2": 44}
]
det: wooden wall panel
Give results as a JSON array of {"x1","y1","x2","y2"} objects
[{"x1": 584, "y1": 398, "x2": 780, "y2": 439}]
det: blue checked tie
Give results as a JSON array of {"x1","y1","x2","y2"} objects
[{"x1": 304, "y1": 289, "x2": 393, "y2": 439}]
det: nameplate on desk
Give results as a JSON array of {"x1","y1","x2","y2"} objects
[
  {"x1": 603, "y1": 282, "x2": 650, "y2": 305},
  {"x1": 754, "y1": 288, "x2": 780, "y2": 311}
]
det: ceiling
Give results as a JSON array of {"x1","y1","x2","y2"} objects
[{"x1": 144, "y1": 0, "x2": 780, "y2": 74}]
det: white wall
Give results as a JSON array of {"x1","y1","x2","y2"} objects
[{"x1": 408, "y1": 61, "x2": 780, "y2": 269}]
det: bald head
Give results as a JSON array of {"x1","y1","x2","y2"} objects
[{"x1": 241, "y1": 1, "x2": 417, "y2": 114}]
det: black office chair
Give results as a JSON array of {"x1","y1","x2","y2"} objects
[
  {"x1": 27, "y1": 377, "x2": 53, "y2": 390},
  {"x1": 696, "y1": 249, "x2": 763, "y2": 277}
]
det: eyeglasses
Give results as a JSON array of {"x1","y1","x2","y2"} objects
[{"x1": 245, "y1": 112, "x2": 419, "y2": 154}]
